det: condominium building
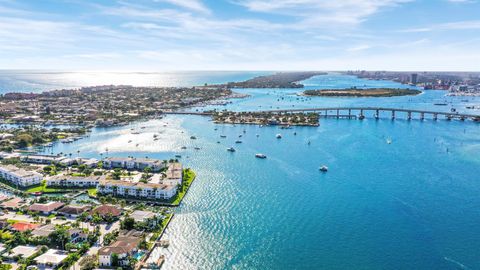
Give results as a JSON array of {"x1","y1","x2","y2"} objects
[
  {"x1": 0, "y1": 165, "x2": 42, "y2": 187},
  {"x1": 46, "y1": 175, "x2": 105, "y2": 188},
  {"x1": 98, "y1": 180, "x2": 177, "y2": 200},
  {"x1": 103, "y1": 157, "x2": 165, "y2": 172}
]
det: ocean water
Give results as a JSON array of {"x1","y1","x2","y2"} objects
[
  {"x1": 0, "y1": 70, "x2": 270, "y2": 93},
  {"x1": 8, "y1": 71, "x2": 480, "y2": 269}
]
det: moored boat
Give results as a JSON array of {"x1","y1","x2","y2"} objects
[{"x1": 255, "y1": 153, "x2": 267, "y2": 159}]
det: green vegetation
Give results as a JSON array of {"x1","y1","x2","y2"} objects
[
  {"x1": 303, "y1": 88, "x2": 422, "y2": 97},
  {"x1": 169, "y1": 168, "x2": 196, "y2": 206}
]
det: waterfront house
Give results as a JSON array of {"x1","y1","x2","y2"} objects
[
  {"x1": 0, "y1": 197, "x2": 25, "y2": 210},
  {"x1": 5, "y1": 245, "x2": 39, "y2": 260},
  {"x1": 98, "y1": 236, "x2": 141, "y2": 267},
  {"x1": 91, "y1": 204, "x2": 123, "y2": 219},
  {"x1": 129, "y1": 210, "x2": 158, "y2": 223},
  {"x1": 10, "y1": 222, "x2": 39, "y2": 232},
  {"x1": 31, "y1": 224, "x2": 56, "y2": 238},
  {"x1": 98, "y1": 180, "x2": 177, "y2": 200},
  {"x1": 28, "y1": 201, "x2": 65, "y2": 215},
  {"x1": 46, "y1": 175, "x2": 104, "y2": 188},
  {"x1": 57, "y1": 204, "x2": 91, "y2": 218},
  {"x1": 0, "y1": 165, "x2": 42, "y2": 187},
  {"x1": 34, "y1": 249, "x2": 68, "y2": 268}
]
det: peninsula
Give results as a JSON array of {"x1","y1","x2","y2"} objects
[
  {"x1": 218, "y1": 71, "x2": 327, "y2": 88},
  {"x1": 212, "y1": 111, "x2": 319, "y2": 126},
  {"x1": 302, "y1": 88, "x2": 421, "y2": 97}
]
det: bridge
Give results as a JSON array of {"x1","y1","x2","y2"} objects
[{"x1": 163, "y1": 107, "x2": 480, "y2": 122}]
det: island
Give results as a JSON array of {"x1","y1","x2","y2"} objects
[
  {"x1": 212, "y1": 111, "x2": 319, "y2": 126},
  {"x1": 216, "y1": 71, "x2": 327, "y2": 88},
  {"x1": 302, "y1": 88, "x2": 422, "y2": 97}
]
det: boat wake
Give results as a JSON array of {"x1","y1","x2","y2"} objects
[{"x1": 444, "y1": 257, "x2": 470, "y2": 270}]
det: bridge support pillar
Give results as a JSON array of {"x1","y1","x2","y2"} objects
[
  {"x1": 391, "y1": 110, "x2": 396, "y2": 120},
  {"x1": 336, "y1": 109, "x2": 339, "y2": 118},
  {"x1": 407, "y1": 111, "x2": 412, "y2": 120},
  {"x1": 433, "y1": 113, "x2": 438, "y2": 121},
  {"x1": 375, "y1": 109, "x2": 379, "y2": 120},
  {"x1": 325, "y1": 110, "x2": 328, "y2": 117},
  {"x1": 420, "y1": 112, "x2": 424, "y2": 120},
  {"x1": 348, "y1": 109, "x2": 351, "y2": 118},
  {"x1": 359, "y1": 109, "x2": 365, "y2": 120}
]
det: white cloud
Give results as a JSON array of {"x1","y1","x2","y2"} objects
[
  {"x1": 401, "y1": 20, "x2": 480, "y2": 32},
  {"x1": 154, "y1": 0, "x2": 211, "y2": 14},
  {"x1": 234, "y1": 0, "x2": 413, "y2": 25}
]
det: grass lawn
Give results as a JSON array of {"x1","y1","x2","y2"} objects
[
  {"x1": 26, "y1": 182, "x2": 64, "y2": 193},
  {"x1": 87, "y1": 188, "x2": 97, "y2": 197},
  {"x1": 169, "y1": 169, "x2": 196, "y2": 206}
]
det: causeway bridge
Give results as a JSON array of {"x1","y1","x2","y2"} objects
[{"x1": 163, "y1": 107, "x2": 480, "y2": 121}]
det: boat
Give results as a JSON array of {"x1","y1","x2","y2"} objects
[
  {"x1": 293, "y1": 132, "x2": 297, "y2": 135},
  {"x1": 386, "y1": 138, "x2": 392, "y2": 144},
  {"x1": 190, "y1": 136, "x2": 197, "y2": 139},
  {"x1": 276, "y1": 134, "x2": 282, "y2": 139},
  {"x1": 194, "y1": 147, "x2": 201, "y2": 150},
  {"x1": 128, "y1": 140, "x2": 132, "y2": 143},
  {"x1": 220, "y1": 135, "x2": 227, "y2": 138},
  {"x1": 255, "y1": 153, "x2": 267, "y2": 159},
  {"x1": 227, "y1": 147, "x2": 236, "y2": 152},
  {"x1": 319, "y1": 165, "x2": 328, "y2": 172},
  {"x1": 434, "y1": 103, "x2": 448, "y2": 106},
  {"x1": 181, "y1": 146, "x2": 187, "y2": 149},
  {"x1": 235, "y1": 140, "x2": 242, "y2": 144},
  {"x1": 131, "y1": 132, "x2": 140, "y2": 135},
  {"x1": 238, "y1": 135, "x2": 242, "y2": 138},
  {"x1": 175, "y1": 155, "x2": 182, "y2": 158}
]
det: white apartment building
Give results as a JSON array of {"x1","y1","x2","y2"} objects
[
  {"x1": 103, "y1": 157, "x2": 165, "y2": 172},
  {"x1": 98, "y1": 180, "x2": 177, "y2": 200},
  {"x1": 46, "y1": 175, "x2": 105, "y2": 188},
  {"x1": 0, "y1": 165, "x2": 42, "y2": 187}
]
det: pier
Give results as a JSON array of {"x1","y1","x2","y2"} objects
[{"x1": 164, "y1": 107, "x2": 480, "y2": 122}]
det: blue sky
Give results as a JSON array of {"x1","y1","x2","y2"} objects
[{"x1": 1, "y1": 0, "x2": 479, "y2": 71}]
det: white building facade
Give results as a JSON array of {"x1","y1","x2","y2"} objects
[{"x1": 0, "y1": 165, "x2": 42, "y2": 187}]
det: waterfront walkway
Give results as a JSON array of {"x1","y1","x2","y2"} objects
[{"x1": 164, "y1": 107, "x2": 480, "y2": 121}]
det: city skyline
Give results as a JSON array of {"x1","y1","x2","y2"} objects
[{"x1": 1, "y1": 0, "x2": 480, "y2": 71}]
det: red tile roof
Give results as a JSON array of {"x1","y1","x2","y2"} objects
[
  {"x1": 11, "y1": 222, "x2": 39, "y2": 232},
  {"x1": 92, "y1": 204, "x2": 122, "y2": 217},
  {"x1": 28, "y1": 202, "x2": 65, "y2": 213}
]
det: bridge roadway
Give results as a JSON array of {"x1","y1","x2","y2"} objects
[{"x1": 163, "y1": 107, "x2": 480, "y2": 121}]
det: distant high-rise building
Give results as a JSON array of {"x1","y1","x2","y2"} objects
[{"x1": 410, "y1": 73, "x2": 418, "y2": 85}]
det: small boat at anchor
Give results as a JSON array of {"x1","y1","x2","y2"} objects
[
  {"x1": 276, "y1": 134, "x2": 282, "y2": 139},
  {"x1": 227, "y1": 147, "x2": 236, "y2": 152},
  {"x1": 235, "y1": 140, "x2": 242, "y2": 144},
  {"x1": 255, "y1": 153, "x2": 267, "y2": 159},
  {"x1": 319, "y1": 165, "x2": 328, "y2": 172}
]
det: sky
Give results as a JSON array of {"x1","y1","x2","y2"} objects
[{"x1": 0, "y1": 0, "x2": 479, "y2": 71}]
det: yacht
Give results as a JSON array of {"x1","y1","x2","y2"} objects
[
  {"x1": 255, "y1": 153, "x2": 267, "y2": 159},
  {"x1": 227, "y1": 147, "x2": 236, "y2": 152},
  {"x1": 319, "y1": 165, "x2": 328, "y2": 172},
  {"x1": 276, "y1": 134, "x2": 282, "y2": 139},
  {"x1": 235, "y1": 140, "x2": 242, "y2": 144},
  {"x1": 190, "y1": 136, "x2": 197, "y2": 139}
]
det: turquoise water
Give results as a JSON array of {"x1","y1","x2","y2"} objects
[{"x1": 17, "y1": 72, "x2": 480, "y2": 269}]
